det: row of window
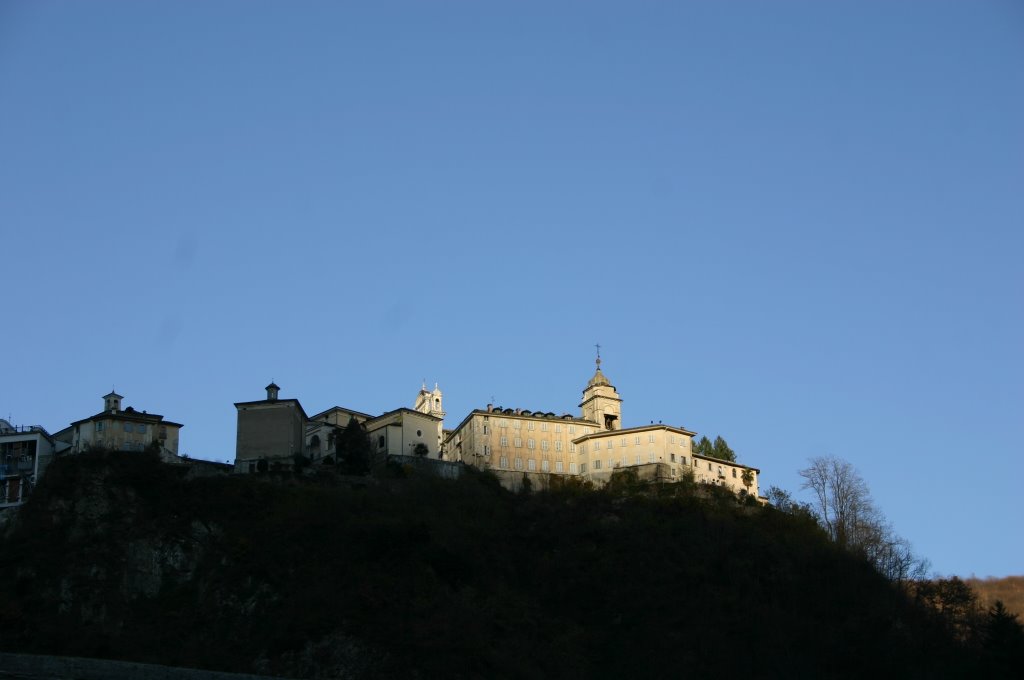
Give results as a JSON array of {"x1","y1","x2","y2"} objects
[
  {"x1": 484, "y1": 418, "x2": 594, "y2": 435},
  {"x1": 496, "y1": 437, "x2": 574, "y2": 451},
  {"x1": 580, "y1": 434, "x2": 690, "y2": 452},
  {"x1": 579, "y1": 460, "x2": 685, "y2": 475},
  {"x1": 95, "y1": 422, "x2": 149, "y2": 434},
  {"x1": 496, "y1": 456, "x2": 578, "y2": 473}
]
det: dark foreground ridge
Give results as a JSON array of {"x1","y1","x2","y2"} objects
[
  {"x1": 0, "y1": 451, "x2": 1015, "y2": 678},
  {"x1": 0, "y1": 652, "x2": 283, "y2": 680}
]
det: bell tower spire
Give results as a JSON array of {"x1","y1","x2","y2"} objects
[{"x1": 580, "y1": 344, "x2": 622, "y2": 431}]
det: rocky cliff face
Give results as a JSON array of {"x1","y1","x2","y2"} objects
[{"x1": 0, "y1": 452, "x2": 387, "y2": 678}]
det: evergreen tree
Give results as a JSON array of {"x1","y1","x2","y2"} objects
[
  {"x1": 335, "y1": 417, "x2": 372, "y2": 475},
  {"x1": 693, "y1": 435, "x2": 737, "y2": 462},
  {"x1": 711, "y1": 436, "x2": 737, "y2": 462},
  {"x1": 983, "y1": 600, "x2": 1024, "y2": 673}
]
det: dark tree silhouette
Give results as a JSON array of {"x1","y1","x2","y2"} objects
[{"x1": 335, "y1": 417, "x2": 372, "y2": 475}]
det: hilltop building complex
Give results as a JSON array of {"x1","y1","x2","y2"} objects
[
  {"x1": 4, "y1": 355, "x2": 762, "y2": 501},
  {"x1": 444, "y1": 356, "x2": 760, "y2": 496},
  {"x1": 232, "y1": 381, "x2": 446, "y2": 473}
]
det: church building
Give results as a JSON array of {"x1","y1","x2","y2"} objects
[{"x1": 444, "y1": 354, "x2": 760, "y2": 496}]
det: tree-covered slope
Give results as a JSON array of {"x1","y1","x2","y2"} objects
[{"x1": 0, "y1": 451, "x2": 1005, "y2": 678}]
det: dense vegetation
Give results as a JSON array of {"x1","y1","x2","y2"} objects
[
  {"x1": 969, "y1": 576, "x2": 1024, "y2": 619},
  {"x1": 0, "y1": 451, "x2": 1019, "y2": 678}
]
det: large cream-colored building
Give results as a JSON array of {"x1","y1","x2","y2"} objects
[{"x1": 445, "y1": 357, "x2": 760, "y2": 497}]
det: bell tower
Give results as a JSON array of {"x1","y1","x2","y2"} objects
[
  {"x1": 103, "y1": 390, "x2": 123, "y2": 413},
  {"x1": 579, "y1": 345, "x2": 622, "y2": 431}
]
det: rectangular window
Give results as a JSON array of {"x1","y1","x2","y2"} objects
[
  {"x1": 528, "y1": 459, "x2": 536, "y2": 471},
  {"x1": 483, "y1": 425, "x2": 488, "y2": 435},
  {"x1": 649, "y1": 452, "x2": 656, "y2": 463},
  {"x1": 483, "y1": 445, "x2": 490, "y2": 456},
  {"x1": 570, "y1": 462, "x2": 578, "y2": 473},
  {"x1": 500, "y1": 456, "x2": 509, "y2": 468},
  {"x1": 95, "y1": 422, "x2": 103, "y2": 432},
  {"x1": 594, "y1": 460, "x2": 602, "y2": 470},
  {"x1": 648, "y1": 434, "x2": 655, "y2": 443},
  {"x1": 580, "y1": 463, "x2": 586, "y2": 474},
  {"x1": 514, "y1": 438, "x2": 522, "y2": 448},
  {"x1": 555, "y1": 461, "x2": 564, "y2": 473},
  {"x1": 681, "y1": 456, "x2": 686, "y2": 466},
  {"x1": 528, "y1": 421, "x2": 535, "y2": 430},
  {"x1": 635, "y1": 455, "x2": 641, "y2": 465},
  {"x1": 568, "y1": 425, "x2": 576, "y2": 434},
  {"x1": 137, "y1": 424, "x2": 146, "y2": 434},
  {"x1": 581, "y1": 444, "x2": 586, "y2": 454},
  {"x1": 620, "y1": 438, "x2": 627, "y2": 447},
  {"x1": 607, "y1": 441, "x2": 614, "y2": 450},
  {"x1": 513, "y1": 420, "x2": 521, "y2": 429},
  {"x1": 515, "y1": 457, "x2": 524, "y2": 470},
  {"x1": 541, "y1": 440, "x2": 549, "y2": 451},
  {"x1": 124, "y1": 423, "x2": 133, "y2": 433},
  {"x1": 528, "y1": 439, "x2": 535, "y2": 449},
  {"x1": 541, "y1": 460, "x2": 550, "y2": 472},
  {"x1": 555, "y1": 424, "x2": 562, "y2": 433},
  {"x1": 634, "y1": 436, "x2": 640, "y2": 445},
  {"x1": 671, "y1": 453, "x2": 676, "y2": 463},
  {"x1": 555, "y1": 441, "x2": 563, "y2": 451},
  {"x1": 500, "y1": 436, "x2": 508, "y2": 447},
  {"x1": 541, "y1": 422, "x2": 548, "y2": 431},
  {"x1": 570, "y1": 443, "x2": 577, "y2": 453},
  {"x1": 499, "y1": 419, "x2": 507, "y2": 428}
]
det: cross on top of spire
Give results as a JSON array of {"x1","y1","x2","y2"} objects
[{"x1": 595, "y1": 343, "x2": 602, "y2": 369}]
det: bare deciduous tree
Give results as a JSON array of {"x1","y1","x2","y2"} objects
[
  {"x1": 799, "y1": 456, "x2": 873, "y2": 550},
  {"x1": 799, "y1": 456, "x2": 927, "y2": 583}
]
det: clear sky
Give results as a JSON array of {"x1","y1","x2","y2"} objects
[{"x1": 2, "y1": 1, "x2": 1021, "y2": 578}]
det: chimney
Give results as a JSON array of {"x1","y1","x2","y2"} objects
[{"x1": 486, "y1": 404, "x2": 493, "y2": 412}]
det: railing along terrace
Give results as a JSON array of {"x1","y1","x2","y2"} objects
[{"x1": 0, "y1": 424, "x2": 48, "y2": 435}]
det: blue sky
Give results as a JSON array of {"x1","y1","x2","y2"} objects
[{"x1": 2, "y1": 1, "x2": 1021, "y2": 577}]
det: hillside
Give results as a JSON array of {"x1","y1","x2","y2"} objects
[
  {"x1": 0, "y1": 451, "x2": 1013, "y2": 678},
  {"x1": 969, "y1": 577, "x2": 1024, "y2": 619}
]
